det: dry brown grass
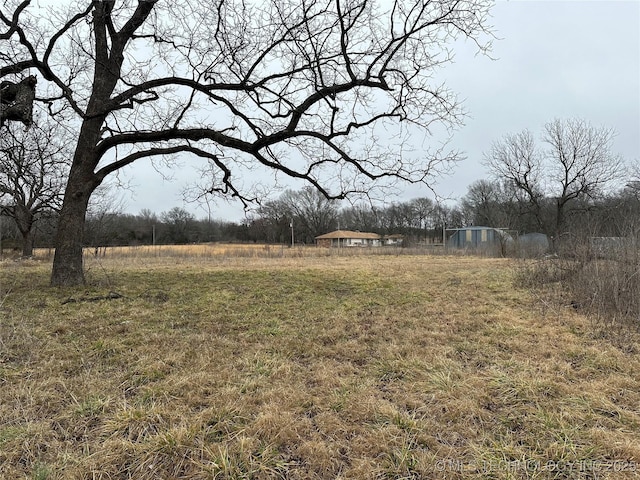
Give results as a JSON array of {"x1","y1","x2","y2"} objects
[
  {"x1": 32, "y1": 243, "x2": 425, "y2": 262},
  {"x1": 1, "y1": 249, "x2": 639, "y2": 479}
]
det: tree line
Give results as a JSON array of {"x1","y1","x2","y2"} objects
[
  {"x1": 0, "y1": 190, "x2": 456, "y2": 253},
  {"x1": 3, "y1": 170, "x2": 639, "y2": 255},
  {"x1": 2, "y1": 115, "x2": 638, "y2": 255}
]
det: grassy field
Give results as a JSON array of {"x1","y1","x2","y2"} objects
[{"x1": 1, "y1": 247, "x2": 639, "y2": 479}]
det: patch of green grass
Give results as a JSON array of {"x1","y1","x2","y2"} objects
[
  {"x1": 0, "y1": 425, "x2": 26, "y2": 446},
  {"x1": 31, "y1": 462, "x2": 52, "y2": 480},
  {"x1": 72, "y1": 395, "x2": 109, "y2": 418}
]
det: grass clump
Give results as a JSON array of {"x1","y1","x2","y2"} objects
[{"x1": 1, "y1": 252, "x2": 639, "y2": 479}]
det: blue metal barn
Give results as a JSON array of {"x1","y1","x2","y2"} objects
[{"x1": 447, "y1": 226, "x2": 509, "y2": 249}]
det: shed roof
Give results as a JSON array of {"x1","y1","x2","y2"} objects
[
  {"x1": 315, "y1": 230, "x2": 381, "y2": 240},
  {"x1": 446, "y1": 226, "x2": 508, "y2": 232}
]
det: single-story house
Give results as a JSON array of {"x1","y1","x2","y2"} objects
[
  {"x1": 315, "y1": 230, "x2": 403, "y2": 247},
  {"x1": 447, "y1": 226, "x2": 512, "y2": 250},
  {"x1": 383, "y1": 234, "x2": 404, "y2": 246}
]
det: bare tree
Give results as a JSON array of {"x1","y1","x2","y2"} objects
[
  {"x1": 483, "y1": 129, "x2": 546, "y2": 231},
  {"x1": 0, "y1": 117, "x2": 69, "y2": 256},
  {"x1": 543, "y1": 118, "x2": 624, "y2": 235},
  {"x1": 160, "y1": 207, "x2": 196, "y2": 244},
  {"x1": 252, "y1": 198, "x2": 293, "y2": 244},
  {"x1": 409, "y1": 197, "x2": 435, "y2": 241},
  {"x1": 84, "y1": 183, "x2": 126, "y2": 255},
  {"x1": 484, "y1": 119, "x2": 624, "y2": 238},
  {"x1": 339, "y1": 202, "x2": 382, "y2": 232},
  {"x1": 250, "y1": 187, "x2": 339, "y2": 244},
  {"x1": 461, "y1": 179, "x2": 506, "y2": 227},
  {"x1": 281, "y1": 187, "x2": 339, "y2": 243},
  {"x1": 1, "y1": 0, "x2": 493, "y2": 285}
]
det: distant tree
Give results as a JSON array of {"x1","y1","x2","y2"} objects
[
  {"x1": 1, "y1": 0, "x2": 494, "y2": 285},
  {"x1": 430, "y1": 203, "x2": 464, "y2": 244},
  {"x1": 543, "y1": 118, "x2": 624, "y2": 235},
  {"x1": 378, "y1": 202, "x2": 411, "y2": 234},
  {"x1": 84, "y1": 185, "x2": 126, "y2": 254},
  {"x1": 0, "y1": 212, "x2": 20, "y2": 252},
  {"x1": 484, "y1": 119, "x2": 624, "y2": 238},
  {"x1": 430, "y1": 204, "x2": 448, "y2": 244},
  {"x1": 281, "y1": 187, "x2": 339, "y2": 243},
  {"x1": 251, "y1": 199, "x2": 292, "y2": 244},
  {"x1": 462, "y1": 180, "x2": 498, "y2": 226},
  {"x1": 629, "y1": 161, "x2": 640, "y2": 193},
  {"x1": 409, "y1": 197, "x2": 435, "y2": 241},
  {"x1": 0, "y1": 118, "x2": 70, "y2": 256},
  {"x1": 446, "y1": 206, "x2": 466, "y2": 230},
  {"x1": 136, "y1": 208, "x2": 159, "y2": 244},
  {"x1": 483, "y1": 129, "x2": 546, "y2": 232},
  {"x1": 606, "y1": 162, "x2": 640, "y2": 236},
  {"x1": 160, "y1": 207, "x2": 196, "y2": 244},
  {"x1": 460, "y1": 179, "x2": 526, "y2": 230},
  {"x1": 339, "y1": 203, "x2": 381, "y2": 233},
  {"x1": 587, "y1": 169, "x2": 640, "y2": 238},
  {"x1": 222, "y1": 220, "x2": 251, "y2": 243}
]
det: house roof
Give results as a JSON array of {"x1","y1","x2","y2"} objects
[{"x1": 315, "y1": 230, "x2": 381, "y2": 240}]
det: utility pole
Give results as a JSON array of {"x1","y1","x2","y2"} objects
[
  {"x1": 442, "y1": 221, "x2": 447, "y2": 253},
  {"x1": 290, "y1": 219, "x2": 294, "y2": 247}
]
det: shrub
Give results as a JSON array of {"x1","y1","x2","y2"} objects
[{"x1": 516, "y1": 235, "x2": 640, "y2": 332}]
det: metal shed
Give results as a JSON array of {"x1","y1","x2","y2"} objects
[
  {"x1": 516, "y1": 232, "x2": 550, "y2": 257},
  {"x1": 447, "y1": 226, "x2": 510, "y2": 249}
]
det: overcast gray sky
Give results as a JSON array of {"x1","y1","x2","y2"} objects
[{"x1": 121, "y1": 0, "x2": 640, "y2": 221}]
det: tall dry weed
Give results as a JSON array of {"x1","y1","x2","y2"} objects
[{"x1": 516, "y1": 236, "x2": 640, "y2": 336}]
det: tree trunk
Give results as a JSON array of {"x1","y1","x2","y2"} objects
[
  {"x1": 50, "y1": 156, "x2": 99, "y2": 286},
  {"x1": 50, "y1": 192, "x2": 92, "y2": 286},
  {"x1": 14, "y1": 204, "x2": 34, "y2": 257},
  {"x1": 556, "y1": 198, "x2": 566, "y2": 238},
  {"x1": 21, "y1": 229, "x2": 34, "y2": 257}
]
